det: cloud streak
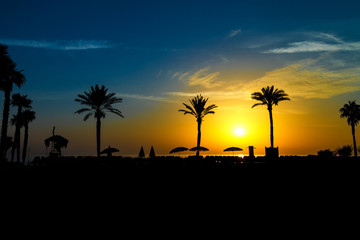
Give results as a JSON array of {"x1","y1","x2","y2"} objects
[
  {"x1": 169, "y1": 53, "x2": 360, "y2": 101},
  {"x1": 174, "y1": 68, "x2": 221, "y2": 88},
  {"x1": 118, "y1": 93, "x2": 176, "y2": 103},
  {"x1": 248, "y1": 59, "x2": 360, "y2": 99},
  {"x1": 227, "y1": 29, "x2": 242, "y2": 38},
  {"x1": 264, "y1": 33, "x2": 360, "y2": 54},
  {"x1": 0, "y1": 38, "x2": 115, "y2": 50},
  {"x1": 264, "y1": 41, "x2": 360, "y2": 54}
]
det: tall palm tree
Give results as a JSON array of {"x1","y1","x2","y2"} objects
[
  {"x1": 340, "y1": 101, "x2": 360, "y2": 158},
  {"x1": 75, "y1": 84, "x2": 124, "y2": 157},
  {"x1": 21, "y1": 109, "x2": 35, "y2": 163},
  {"x1": 179, "y1": 95, "x2": 217, "y2": 156},
  {"x1": 251, "y1": 86, "x2": 290, "y2": 148},
  {"x1": 10, "y1": 94, "x2": 32, "y2": 163},
  {"x1": 0, "y1": 44, "x2": 26, "y2": 160}
]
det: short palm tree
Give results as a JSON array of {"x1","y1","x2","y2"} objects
[
  {"x1": 340, "y1": 101, "x2": 360, "y2": 158},
  {"x1": 251, "y1": 86, "x2": 290, "y2": 148},
  {"x1": 0, "y1": 44, "x2": 26, "y2": 160},
  {"x1": 179, "y1": 95, "x2": 217, "y2": 156},
  {"x1": 21, "y1": 109, "x2": 36, "y2": 163},
  {"x1": 75, "y1": 84, "x2": 124, "y2": 157},
  {"x1": 10, "y1": 93, "x2": 32, "y2": 163}
]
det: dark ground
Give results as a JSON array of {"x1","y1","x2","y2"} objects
[{"x1": 3, "y1": 155, "x2": 360, "y2": 171}]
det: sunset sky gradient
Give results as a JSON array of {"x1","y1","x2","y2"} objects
[{"x1": 1, "y1": 0, "x2": 360, "y2": 157}]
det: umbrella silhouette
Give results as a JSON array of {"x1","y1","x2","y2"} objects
[
  {"x1": 169, "y1": 147, "x2": 188, "y2": 154},
  {"x1": 169, "y1": 147, "x2": 188, "y2": 157},
  {"x1": 138, "y1": 146, "x2": 145, "y2": 158},
  {"x1": 44, "y1": 126, "x2": 69, "y2": 156},
  {"x1": 189, "y1": 146, "x2": 209, "y2": 152},
  {"x1": 223, "y1": 147, "x2": 243, "y2": 156},
  {"x1": 101, "y1": 145, "x2": 119, "y2": 157},
  {"x1": 44, "y1": 135, "x2": 69, "y2": 157},
  {"x1": 149, "y1": 146, "x2": 156, "y2": 158}
]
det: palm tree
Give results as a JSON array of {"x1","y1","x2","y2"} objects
[
  {"x1": 251, "y1": 86, "x2": 290, "y2": 148},
  {"x1": 179, "y1": 95, "x2": 217, "y2": 156},
  {"x1": 0, "y1": 44, "x2": 26, "y2": 160},
  {"x1": 10, "y1": 94, "x2": 32, "y2": 163},
  {"x1": 75, "y1": 84, "x2": 124, "y2": 157},
  {"x1": 21, "y1": 110, "x2": 35, "y2": 163},
  {"x1": 340, "y1": 101, "x2": 360, "y2": 158}
]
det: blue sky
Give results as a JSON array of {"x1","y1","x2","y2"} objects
[{"x1": 1, "y1": 0, "x2": 360, "y2": 156}]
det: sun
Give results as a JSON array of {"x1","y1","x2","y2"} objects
[{"x1": 234, "y1": 127, "x2": 245, "y2": 136}]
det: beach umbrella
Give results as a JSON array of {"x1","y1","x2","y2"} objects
[
  {"x1": 101, "y1": 146, "x2": 119, "y2": 157},
  {"x1": 169, "y1": 147, "x2": 188, "y2": 154},
  {"x1": 149, "y1": 146, "x2": 156, "y2": 158},
  {"x1": 189, "y1": 146, "x2": 209, "y2": 152},
  {"x1": 223, "y1": 147, "x2": 243, "y2": 156},
  {"x1": 189, "y1": 146, "x2": 209, "y2": 156},
  {"x1": 44, "y1": 135, "x2": 69, "y2": 156},
  {"x1": 44, "y1": 135, "x2": 69, "y2": 148},
  {"x1": 138, "y1": 146, "x2": 145, "y2": 158}
]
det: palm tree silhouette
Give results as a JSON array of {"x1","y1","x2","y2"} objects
[
  {"x1": 75, "y1": 84, "x2": 124, "y2": 157},
  {"x1": 251, "y1": 86, "x2": 290, "y2": 148},
  {"x1": 10, "y1": 94, "x2": 32, "y2": 163},
  {"x1": 0, "y1": 44, "x2": 26, "y2": 160},
  {"x1": 179, "y1": 95, "x2": 217, "y2": 156},
  {"x1": 21, "y1": 109, "x2": 35, "y2": 163},
  {"x1": 340, "y1": 101, "x2": 360, "y2": 158}
]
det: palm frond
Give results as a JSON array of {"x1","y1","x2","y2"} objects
[
  {"x1": 252, "y1": 85, "x2": 290, "y2": 108},
  {"x1": 339, "y1": 101, "x2": 360, "y2": 126},
  {"x1": 106, "y1": 107, "x2": 124, "y2": 118},
  {"x1": 179, "y1": 95, "x2": 217, "y2": 119},
  {"x1": 74, "y1": 108, "x2": 92, "y2": 114},
  {"x1": 83, "y1": 113, "x2": 93, "y2": 121},
  {"x1": 179, "y1": 103, "x2": 196, "y2": 116},
  {"x1": 75, "y1": 84, "x2": 124, "y2": 120},
  {"x1": 252, "y1": 102, "x2": 266, "y2": 108}
]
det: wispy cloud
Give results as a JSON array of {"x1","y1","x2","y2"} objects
[
  {"x1": 169, "y1": 52, "x2": 360, "y2": 101},
  {"x1": 249, "y1": 59, "x2": 360, "y2": 99},
  {"x1": 317, "y1": 32, "x2": 344, "y2": 43},
  {"x1": 174, "y1": 68, "x2": 221, "y2": 88},
  {"x1": 118, "y1": 93, "x2": 176, "y2": 103},
  {"x1": 0, "y1": 38, "x2": 115, "y2": 50},
  {"x1": 227, "y1": 29, "x2": 242, "y2": 38},
  {"x1": 264, "y1": 33, "x2": 360, "y2": 54}
]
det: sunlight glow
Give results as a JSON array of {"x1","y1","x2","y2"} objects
[{"x1": 234, "y1": 127, "x2": 245, "y2": 136}]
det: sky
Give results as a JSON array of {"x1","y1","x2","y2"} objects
[{"x1": 1, "y1": 0, "x2": 360, "y2": 158}]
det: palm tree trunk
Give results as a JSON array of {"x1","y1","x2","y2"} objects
[
  {"x1": 22, "y1": 124, "x2": 29, "y2": 164},
  {"x1": 196, "y1": 118, "x2": 202, "y2": 157},
  {"x1": 11, "y1": 126, "x2": 20, "y2": 163},
  {"x1": 96, "y1": 117, "x2": 101, "y2": 158},
  {"x1": 0, "y1": 89, "x2": 10, "y2": 161},
  {"x1": 16, "y1": 122, "x2": 21, "y2": 163},
  {"x1": 352, "y1": 124, "x2": 357, "y2": 158},
  {"x1": 268, "y1": 106, "x2": 274, "y2": 148}
]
